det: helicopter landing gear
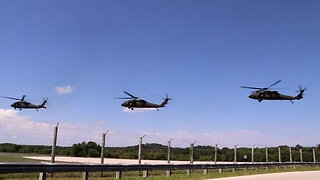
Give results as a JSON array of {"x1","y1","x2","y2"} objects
[
  {"x1": 19, "y1": 109, "x2": 22, "y2": 110},
  {"x1": 156, "y1": 108, "x2": 159, "y2": 111},
  {"x1": 290, "y1": 100, "x2": 294, "y2": 104},
  {"x1": 36, "y1": 109, "x2": 38, "y2": 111},
  {"x1": 130, "y1": 107, "x2": 134, "y2": 110},
  {"x1": 258, "y1": 99, "x2": 263, "y2": 102}
]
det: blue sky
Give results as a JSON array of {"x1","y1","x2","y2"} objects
[{"x1": 0, "y1": 0, "x2": 320, "y2": 147}]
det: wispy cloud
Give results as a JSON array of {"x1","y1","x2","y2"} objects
[
  {"x1": 0, "y1": 108, "x2": 105, "y2": 146},
  {"x1": 54, "y1": 85, "x2": 73, "y2": 95}
]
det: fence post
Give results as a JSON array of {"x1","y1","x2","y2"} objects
[
  {"x1": 203, "y1": 169, "x2": 208, "y2": 175},
  {"x1": 289, "y1": 147, "x2": 292, "y2": 163},
  {"x1": 138, "y1": 135, "x2": 145, "y2": 164},
  {"x1": 214, "y1": 144, "x2": 218, "y2": 164},
  {"x1": 51, "y1": 123, "x2": 59, "y2": 163},
  {"x1": 116, "y1": 171, "x2": 122, "y2": 179},
  {"x1": 143, "y1": 170, "x2": 149, "y2": 178},
  {"x1": 50, "y1": 123, "x2": 59, "y2": 178},
  {"x1": 190, "y1": 143, "x2": 194, "y2": 163},
  {"x1": 39, "y1": 172, "x2": 46, "y2": 180},
  {"x1": 278, "y1": 147, "x2": 281, "y2": 163},
  {"x1": 300, "y1": 149, "x2": 303, "y2": 162},
  {"x1": 232, "y1": 167, "x2": 236, "y2": 172},
  {"x1": 101, "y1": 130, "x2": 109, "y2": 177},
  {"x1": 187, "y1": 142, "x2": 194, "y2": 176},
  {"x1": 166, "y1": 169, "x2": 172, "y2": 176},
  {"x1": 166, "y1": 138, "x2": 173, "y2": 176},
  {"x1": 234, "y1": 145, "x2": 237, "y2": 163},
  {"x1": 252, "y1": 146, "x2": 254, "y2": 164},
  {"x1": 313, "y1": 149, "x2": 316, "y2": 163},
  {"x1": 187, "y1": 169, "x2": 192, "y2": 176},
  {"x1": 82, "y1": 172, "x2": 88, "y2": 180},
  {"x1": 266, "y1": 147, "x2": 268, "y2": 163}
]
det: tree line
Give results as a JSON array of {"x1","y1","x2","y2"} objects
[{"x1": 1, "y1": 142, "x2": 320, "y2": 162}]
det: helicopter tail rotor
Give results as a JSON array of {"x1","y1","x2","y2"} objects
[
  {"x1": 40, "y1": 97, "x2": 49, "y2": 108},
  {"x1": 296, "y1": 85, "x2": 307, "y2": 100},
  {"x1": 160, "y1": 94, "x2": 172, "y2": 107}
]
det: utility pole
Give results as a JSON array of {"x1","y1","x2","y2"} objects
[
  {"x1": 234, "y1": 145, "x2": 237, "y2": 164},
  {"x1": 251, "y1": 146, "x2": 254, "y2": 164},
  {"x1": 100, "y1": 130, "x2": 109, "y2": 177},
  {"x1": 265, "y1": 147, "x2": 268, "y2": 162},
  {"x1": 214, "y1": 144, "x2": 218, "y2": 164},
  {"x1": 167, "y1": 138, "x2": 173, "y2": 163},
  {"x1": 300, "y1": 149, "x2": 303, "y2": 162},
  {"x1": 289, "y1": 147, "x2": 292, "y2": 163},
  {"x1": 51, "y1": 123, "x2": 59, "y2": 164},
  {"x1": 138, "y1": 135, "x2": 145, "y2": 164},
  {"x1": 278, "y1": 147, "x2": 281, "y2": 163},
  {"x1": 313, "y1": 149, "x2": 316, "y2": 163}
]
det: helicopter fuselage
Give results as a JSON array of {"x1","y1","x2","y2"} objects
[
  {"x1": 249, "y1": 90, "x2": 303, "y2": 102},
  {"x1": 11, "y1": 101, "x2": 46, "y2": 110},
  {"x1": 121, "y1": 99, "x2": 164, "y2": 109}
]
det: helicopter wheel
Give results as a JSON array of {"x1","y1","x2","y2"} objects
[
  {"x1": 258, "y1": 99, "x2": 262, "y2": 102},
  {"x1": 130, "y1": 108, "x2": 134, "y2": 110}
]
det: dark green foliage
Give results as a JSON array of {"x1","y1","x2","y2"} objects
[{"x1": 1, "y1": 142, "x2": 319, "y2": 162}]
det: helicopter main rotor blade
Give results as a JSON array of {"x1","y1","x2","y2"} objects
[
  {"x1": 114, "y1": 97, "x2": 134, "y2": 99},
  {"x1": 267, "y1": 80, "x2": 281, "y2": 89},
  {"x1": 240, "y1": 86, "x2": 263, "y2": 90},
  {"x1": 0, "y1": 96, "x2": 21, "y2": 100},
  {"x1": 123, "y1": 91, "x2": 138, "y2": 99}
]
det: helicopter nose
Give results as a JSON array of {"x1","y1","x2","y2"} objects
[
  {"x1": 121, "y1": 102, "x2": 126, "y2": 107},
  {"x1": 249, "y1": 95, "x2": 253, "y2": 99},
  {"x1": 11, "y1": 103, "x2": 15, "y2": 107}
]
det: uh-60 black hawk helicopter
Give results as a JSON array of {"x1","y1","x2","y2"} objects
[
  {"x1": 0, "y1": 95, "x2": 48, "y2": 111},
  {"x1": 115, "y1": 91, "x2": 171, "y2": 111},
  {"x1": 241, "y1": 80, "x2": 306, "y2": 103}
]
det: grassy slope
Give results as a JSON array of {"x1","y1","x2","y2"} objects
[{"x1": 0, "y1": 152, "x2": 42, "y2": 162}]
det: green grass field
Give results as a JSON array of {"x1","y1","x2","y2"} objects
[{"x1": 1, "y1": 153, "x2": 320, "y2": 180}]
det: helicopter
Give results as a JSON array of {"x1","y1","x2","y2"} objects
[
  {"x1": 0, "y1": 95, "x2": 48, "y2": 111},
  {"x1": 115, "y1": 91, "x2": 171, "y2": 111},
  {"x1": 240, "y1": 80, "x2": 306, "y2": 103}
]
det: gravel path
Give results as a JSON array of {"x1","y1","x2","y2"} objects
[{"x1": 24, "y1": 156, "x2": 248, "y2": 165}]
